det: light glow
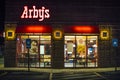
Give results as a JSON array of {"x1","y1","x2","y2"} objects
[
  {"x1": 53, "y1": 30, "x2": 62, "y2": 39},
  {"x1": 64, "y1": 25, "x2": 99, "y2": 33},
  {"x1": 6, "y1": 30, "x2": 15, "y2": 40},
  {"x1": 16, "y1": 25, "x2": 52, "y2": 33},
  {"x1": 74, "y1": 26, "x2": 93, "y2": 33},
  {"x1": 27, "y1": 26, "x2": 44, "y2": 32},
  {"x1": 100, "y1": 30, "x2": 109, "y2": 40}
]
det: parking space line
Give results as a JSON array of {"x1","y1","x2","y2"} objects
[
  {"x1": 94, "y1": 72, "x2": 108, "y2": 80},
  {"x1": 0, "y1": 72, "x2": 8, "y2": 77},
  {"x1": 50, "y1": 72, "x2": 53, "y2": 80}
]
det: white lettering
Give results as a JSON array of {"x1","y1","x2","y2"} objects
[
  {"x1": 29, "y1": 9, "x2": 33, "y2": 18},
  {"x1": 33, "y1": 6, "x2": 38, "y2": 18},
  {"x1": 45, "y1": 9, "x2": 50, "y2": 18},
  {"x1": 21, "y1": 6, "x2": 28, "y2": 18},
  {"x1": 39, "y1": 7, "x2": 45, "y2": 21},
  {"x1": 21, "y1": 6, "x2": 50, "y2": 21}
]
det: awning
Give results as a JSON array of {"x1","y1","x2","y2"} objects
[
  {"x1": 16, "y1": 25, "x2": 99, "y2": 34},
  {"x1": 16, "y1": 25, "x2": 52, "y2": 33},
  {"x1": 64, "y1": 25, "x2": 99, "y2": 33}
]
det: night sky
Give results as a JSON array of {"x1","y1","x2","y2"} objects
[
  {"x1": 0, "y1": 0, "x2": 5, "y2": 32},
  {"x1": 1, "y1": 0, "x2": 120, "y2": 32}
]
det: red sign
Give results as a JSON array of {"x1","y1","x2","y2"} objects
[
  {"x1": 16, "y1": 25, "x2": 52, "y2": 33},
  {"x1": 21, "y1": 6, "x2": 50, "y2": 21},
  {"x1": 64, "y1": 26, "x2": 99, "y2": 33}
]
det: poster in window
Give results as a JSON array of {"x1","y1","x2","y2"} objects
[
  {"x1": 67, "y1": 41, "x2": 73, "y2": 54},
  {"x1": 30, "y1": 40, "x2": 38, "y2": 54},
  {"x1": 40, "y1": 45, "x2": 44, "y2": 54}
]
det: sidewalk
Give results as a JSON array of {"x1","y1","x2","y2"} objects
[
  {"x1": 0, "y1": 67, "x2": 120, "y2": 80},
  {"x1": 0, "y1": 66, "x2": 120, "y2": 73}
]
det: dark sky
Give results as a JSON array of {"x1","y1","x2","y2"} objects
[
  {"x1": 29, "y1": 0, "x2": 120, "y2": 7},
  {"x1": 1, "y1": 0, "x2": 120, "y2": 31},
  {"x1": 0, "y1": 0, "x2": 5, "y2": 32}
]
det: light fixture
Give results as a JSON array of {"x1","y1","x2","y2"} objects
[
  {"x1": 53, "y1": 29, "x2": 63, "y2": 40},
  {"x1": 6, "y1": 30, "x2": 15, "y2": 40},
  {"x1": 100, "y1": 30, "x2": 109, "y2": 40}
]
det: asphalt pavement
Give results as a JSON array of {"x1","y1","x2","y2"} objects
[
  {"x1": 52, "y1": 72, "x2": 106, "y2": 80},
  {"x1": 1, "y1": 71, "x2": 120, "y2": 80},
  {"x1": 97, "y1": 71, "x2": 120, "y2": 80},
  {"x1": 0, "y1": 71, "x2": 50, "y2": 80}
]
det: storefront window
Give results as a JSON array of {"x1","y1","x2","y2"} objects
[
  {"x1": 39, "y1": 36, "x2": 51, "y2": 67},
  {"x1": 16, "y1": 35, "x2": 51, "y2": 68},
  {"x1": 64, "y1": 36, "x2": 75, "y2": 67},
  {"x1": 87, "y1": 36, "x2": 98, "y2": 67},
  {"x1": 76, "y1": 36, "x2": 86, "y2": 67},
  {"x1": 64, "y1": 35, "x2": 98, "y2": 68}
]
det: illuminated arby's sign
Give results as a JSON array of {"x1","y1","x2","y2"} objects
[{"x1": 21, "y1": 6, "x2": 50, "y2": 21}]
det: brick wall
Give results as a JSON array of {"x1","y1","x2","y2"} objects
[
  {"x1": 4, "y1": 40, "x2": 16, "y2": 67},
  {"x1": 51, "y1": 27, "x2": 64, "y2": 68},
  {"x1": 98, "y1": 25, "x2": 120, "y2": 67}
]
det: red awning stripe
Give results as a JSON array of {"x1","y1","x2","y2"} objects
[
  {"x1": 16, "y1": 25, "x2": 52, "y2": 33},
  {"x1": 16, "y1": 25, "x2": 99, "y2": 34},
  {"x1": 64, "y1": 25, "x2": 99, "y2": 33}
]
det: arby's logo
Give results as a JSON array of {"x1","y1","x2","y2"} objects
[{"x1": 21, "y1": 6, "x2": 50, "y2": 21}]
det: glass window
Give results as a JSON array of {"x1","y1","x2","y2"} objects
[
  {"x1": 87, "y1": 36, "x2": 98, "y2": 67},
  {"x1": 64, "y1": 36, "x2": 75, "y2": 67},
  {"x1": 16, "y1": 35, "x2": 51, "y2": 68},
  {"x1": 40, "y1": 36, "x2": 51, "y2": 40},
  {"x1": 16, "y1": 36, "x2": 28, "y2": 55},
  {"x1": 39, "y1": 36, "x2": 51, "y2": 67},
  {"x1": 64, "y1": 36, "x2": 98, "y2": 68},
  {"x1": 76, "y1": 36, "x2": 86, "y2": 67}
]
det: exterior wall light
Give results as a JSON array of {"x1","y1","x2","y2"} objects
[
  {"x1": 53, "y1": 29, "x2": 63, "y2": 40},
  {"x1": 6, "y1": 30, "x2": 15, "y2": 40},
  {"x1": 100, "y1": 30, "x2": 109, "y2": 40},
  {"x1": 5, "y1": 24, "x2": 16, "y2": 40}
]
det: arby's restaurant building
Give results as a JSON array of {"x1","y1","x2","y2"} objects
[{"x1": 4, "y1": 0, "x2": 120, "y2": 68}]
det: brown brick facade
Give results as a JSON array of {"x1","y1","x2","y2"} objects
[
  {"x1": 51, "y1": 27, "x2": 64, "y2": 68},
  {"x1": 4, "y1": 40, "x2": 16, "y2": 67}
]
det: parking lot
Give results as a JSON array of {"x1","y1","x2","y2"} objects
[{"x1": 0, "y1": 70, "x2": 120, "y2": 80}]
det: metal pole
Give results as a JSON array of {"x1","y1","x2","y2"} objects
[
  {"x1": 28, "y1": 35, "x2": 30, "y2": 72},
  {"x1": 115, "y1": 47, "x2": 117, "y2": 71},
  {"x1": 74, "y1": 35, "x2": 77, "y2": 68},
  {"x1": 28, "y1": 48, "x2": 30, "y2": 72}
]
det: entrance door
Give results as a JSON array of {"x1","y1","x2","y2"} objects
[{"x1": 64, "y1": 36, "x2": 98, "y2": 68}]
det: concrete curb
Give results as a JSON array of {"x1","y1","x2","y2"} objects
[{"x1": 0, "y1": 67, "x2": 120, "y2": 73}]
